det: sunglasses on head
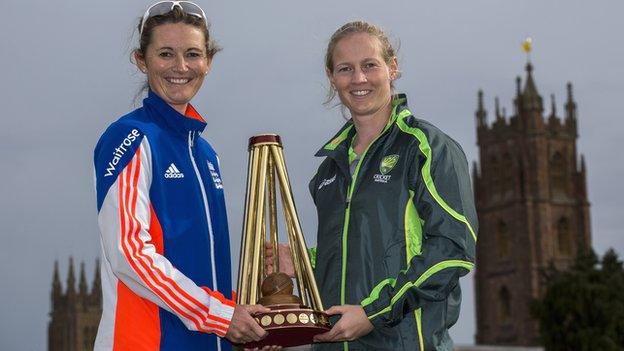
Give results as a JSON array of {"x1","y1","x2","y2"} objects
[{"x1": 140, "y1": 1, "x2": 207, "y2": 34}]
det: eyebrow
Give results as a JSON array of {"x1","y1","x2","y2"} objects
[
  {"x1": 335, "y1": 58, "x2": 380, "y2": 66},
  {"x1": 156, "y1": 46, "x2": 204, "y2": 52}
]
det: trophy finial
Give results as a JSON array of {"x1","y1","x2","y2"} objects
[{"x1": 248, "y1": 134, "x2": 282, "y2": 149}]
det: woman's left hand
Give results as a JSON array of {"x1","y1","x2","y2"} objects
[{"x1": 313, "y1": 305, "x2": 374, "y2": 342}]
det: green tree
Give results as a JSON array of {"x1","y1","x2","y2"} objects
[{"x1": 531, "y1": 249, "x2": 624, "y2": 351}]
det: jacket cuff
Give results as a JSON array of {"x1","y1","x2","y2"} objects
[
  {"x1": 361, "y1": 300, "x2": 391, "y2": 328},
  {"x1": 200, "y1": 287, "x2": 235, "y2": 337},
  {"x1": 212, "y1": 304, "x2": 234, "y2": 337}
]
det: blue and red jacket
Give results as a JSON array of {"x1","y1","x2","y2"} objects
[{"x1": 93, "y1": 91, "x2": 234, "y2": 351}]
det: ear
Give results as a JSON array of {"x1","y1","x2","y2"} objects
[
  {"x1": 134, "y1": 50, "x2": 147, "y2": 73},
  {"x1": 326, "y1": 68, "x2": 335, "y2": 87},
  {"x1": 388, "y1": 56, "x2": 399, "y2": 80},
  {"x1": 205, "y1": 56, "x2": 213, "y2": 76}
]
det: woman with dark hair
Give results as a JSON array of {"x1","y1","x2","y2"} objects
[
  {"x1": 93, "y1": 3, "x2": 268, "y2": 350},
  {"x1": 268, "y1": 21, "x2": 478, "y2": 350}
]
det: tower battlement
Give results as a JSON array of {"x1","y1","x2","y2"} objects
[
  {"x1": 49, "y1": 258, "x2": 102, "y2": 351},
  {"x1": 476, "y1": 64, "x2": 578, "y2": 145}
]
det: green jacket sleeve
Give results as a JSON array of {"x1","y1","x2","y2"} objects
[
  {"x1": 308, "y1": 247, "x2": 317, "y2": 269},
  {"x1": 307, "y1": 175, "x2": 319, "y2": 270},
  {"x1": 360, "y1": 128, "x2": 478, "y2": 328}
]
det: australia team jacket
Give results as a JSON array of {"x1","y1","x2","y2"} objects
[
  {"x1": 309, "y1": 95, "x2": 478, "y2": 351},
  {"x1": 93, "y1": 91, "x2": 235, "y2": 351}
]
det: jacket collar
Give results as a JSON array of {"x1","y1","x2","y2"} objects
[
  {"x1": 143, "y1": 90, "x2": 207, "y2": 136},
  {"x1": 315, "y1": 93, "x2": 411, "y2": 159}
]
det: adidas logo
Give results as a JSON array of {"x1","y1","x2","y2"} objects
[{"x1": 164, "y1": 163, "x2": 184, "y2": 179}]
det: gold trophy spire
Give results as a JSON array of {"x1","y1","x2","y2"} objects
[{"x1": 236, "y1": 134, "x2": 330, "y2": 348}]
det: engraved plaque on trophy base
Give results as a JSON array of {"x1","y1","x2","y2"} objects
[{"x1": 244, "y1": 304, "x2": 331, "y2": 348}]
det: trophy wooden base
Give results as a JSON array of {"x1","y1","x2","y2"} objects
[{"x1": 241, "y1": 304, "x2": 331, "y2": 349}]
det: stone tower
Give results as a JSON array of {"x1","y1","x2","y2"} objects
[
  {"x1": 473, "y1": 63, "x2": 591, "y2": 345},
  {"x1": 48, "y1": 258, "x2": 102, "y2": 351}
]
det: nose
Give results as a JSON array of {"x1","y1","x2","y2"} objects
[
  {"x1": 351, "y1": 68, "x2": 367, "y2": 84},
  {"x1": 173, "y1": 54, "x2": 189, "y2": 72}
]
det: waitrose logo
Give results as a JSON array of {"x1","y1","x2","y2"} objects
[{"x1": 104, "y1": 129, "x2": 141, "y2": 177}]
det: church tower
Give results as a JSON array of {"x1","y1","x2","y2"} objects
[
  {"x1": 48, "y1": 258, "x2": 102, "y2": 351},
  {"x1": 473, "y1": 62, "x2": 591, "y2": 345}
]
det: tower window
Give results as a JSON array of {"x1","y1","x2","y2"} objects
[
  {"x1": 557, "y1": 217, "x2": 572, "y2": 256},
  {"x1": 490, "y1": 156, "x2": 500, "y2": 196},
  {"x1": 498, "y1": 286, "x2": 511, "y2": 323},
  {"x1": 550, "y1": 152, "x2": 567, "y2": 195},
  {"x1": 502, "y1": 153, "x2": 514, "y2": 193},
  {"x1": 497, "y1": 221, "x2": 510, "y2": 260}
]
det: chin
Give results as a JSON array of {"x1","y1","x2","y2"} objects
[
  {"x1": 348, "y1": 104, "x2": 374, "y2": 115},
  {"x1": 166, "y1": 92, "x2": 193, "y2": 104}
]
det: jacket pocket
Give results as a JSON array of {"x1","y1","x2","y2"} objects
[{"x1": 383, "y1": 237, "x2": 407, "y2": 279}]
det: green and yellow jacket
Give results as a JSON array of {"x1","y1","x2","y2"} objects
[{"x1": 309, "y1": 95, "x2": 477, "y2": 351}]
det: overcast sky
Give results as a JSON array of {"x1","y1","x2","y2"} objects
[{"x1": 1, "y1": 1, "x2": 623, "y2": 350}]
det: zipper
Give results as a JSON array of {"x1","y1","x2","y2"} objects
[
  {"x1": 339, "y1": 119, "x2": 396, "y2": 351},
  {"x1": 187, "y1": 131, "x2": 221, "y2": 351}
]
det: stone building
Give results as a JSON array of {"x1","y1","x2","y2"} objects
[
  {"x1": 472, "y1": 62, "x2": 591, "y2": 345},
  {"x1": 48, "y1": 258, "x2": 102, "y2": 351}
]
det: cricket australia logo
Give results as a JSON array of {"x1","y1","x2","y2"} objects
[{"x1": 373, "y1": 154, "x2": 399, "y2": 183}]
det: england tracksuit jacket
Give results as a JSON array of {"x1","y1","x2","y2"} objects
[{"x1": 93, "y1": 91, "x2": 235, "y2": 351}]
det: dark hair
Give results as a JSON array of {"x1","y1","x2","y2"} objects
[
  {"x1": 135, "y1": 6, "x2": 221, "y2": 60},
  {"x1": 324, "y1": 20, "x2": 400, "y2": 105}
]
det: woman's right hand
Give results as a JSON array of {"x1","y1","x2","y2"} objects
[
  {"x1": 224, "y1": 304, "x2": 269, "y2": 344},
  {"x1": 264, "y1": 242, "x2": 295, "y2": 278}
]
